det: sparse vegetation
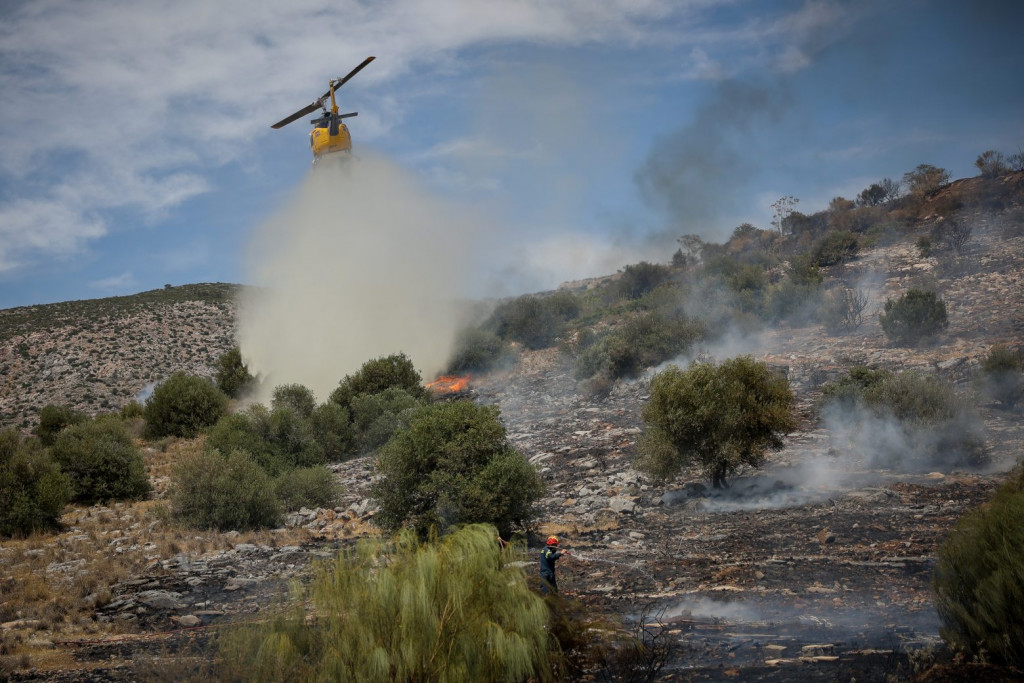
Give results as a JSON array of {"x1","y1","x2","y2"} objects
[
  {"x1": 934, "y1": 466, "x2": 1024, "y2": 668},
  {"x1": 144, "y1": 371, "x2": 228, "y2": 438},
  {"x1": 371, "y1": 401, "x2": 543, "y2": 538},
  {"x1": 635, "y1": 357, "x2": 795, "y2": 488},
  {"x1": 879, "y1": 289, "x2": 948, "y2": 345},
  {"x1": 218, "y1": 524, "x2": 551, "y2": 682}
]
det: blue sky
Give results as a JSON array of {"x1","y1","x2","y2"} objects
[{"x1": 0, "y1": 0, "x2": 1021, "y2": 309}]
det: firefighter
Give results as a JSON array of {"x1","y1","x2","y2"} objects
[{"x1": 540, "y1": 535, "x2": 569, "y2": 594}]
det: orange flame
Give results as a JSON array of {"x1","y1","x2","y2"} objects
[{"x1": 426, "y1": 374, "x2": 471, "y2": 394}]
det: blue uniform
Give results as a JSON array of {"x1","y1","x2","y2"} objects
[{"x1": 540, "y1": 546, "x2": 562, "y2": 593}]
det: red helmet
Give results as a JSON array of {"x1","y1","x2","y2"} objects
[{"x1": 546, "y1": 535, "x2": 559, "y2": 546}]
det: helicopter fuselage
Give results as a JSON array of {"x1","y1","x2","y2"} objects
[{"x1": 310, "y1": 121, "x2": 352, "y2": 159}]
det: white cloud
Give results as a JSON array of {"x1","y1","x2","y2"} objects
[
  {"x1": 0, "y1": 0, "x2": 854, "y2": 275},
  {"x1": 90, "y1": 270, "x2": 136, "y2": 291}
]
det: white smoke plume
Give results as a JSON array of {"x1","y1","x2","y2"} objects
[{"x1": 238, "y1": 153, "x2": 476, "y2": 401}]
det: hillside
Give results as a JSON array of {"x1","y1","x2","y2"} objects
[
  {"x1": 2, "y1": 170, "x2": 1024, "y2": 680},
  {"x1": 0, "y1": 283, "x2": 241, "y2": 430}
]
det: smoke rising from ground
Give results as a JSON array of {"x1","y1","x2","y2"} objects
[{"x1": 238, "y1": 154, "x2": 475, "y2": 401}]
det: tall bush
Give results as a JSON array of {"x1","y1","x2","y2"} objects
[
  {"x1": 371, "y1": 401, "x2": 543, "y2": 538},
  {"x1": 445, "y1": 327, "x2": 514, "y2": 374},
  {"x1": 218, "y1": 525, "x2": 551, "y2": 682},
  {"x1": 0, "y1": 429, "x2": 71, "y2": 537},
  {"x1": 170, "y1": 450, "x2": 282, "y2": 530},
  {"x1": 50, "y1": 417, "x2": 150, "y2": 504},
  {"x1": 878, "y1": 289, "x2": 948, "y2": 345},
  {"x1": 35, "y1": 404, "x2": 88, "y2": 446},
  {"x1": 635, "y1": 357, "x2": 795, "y2": 488},
  {"x1": 934, "y1": 467, "x2": 1024, "y2": 667},
  {"x1": 144, "y1": 372, "x2": 228, "y2": 438},
  {"x1": 214, "y1": 347, "x2": 255, "y2": 398}
]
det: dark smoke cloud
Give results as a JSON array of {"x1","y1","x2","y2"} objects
[{"x1": 634, "y1": 80, "x2": 789, "y2": 241}]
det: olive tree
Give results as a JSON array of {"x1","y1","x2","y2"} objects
[
  {"x1": 371, "y1": 401, "x2": 543, "y2": 538},
  {"x1": 144, "y1": 372, "x2": 228, "y2": 438},
  {"x1": 635, "y1": 357, "x2": 795, "y2": 488}
]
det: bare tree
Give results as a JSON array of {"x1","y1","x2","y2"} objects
[
  {"x1": 879, "y1": 177, "x2": 903, "y2": 202},
  {"x1": 770, "y1": 195, "x2": 799, "y2": 233}
]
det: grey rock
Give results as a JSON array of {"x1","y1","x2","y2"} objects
[{"x1": 136, "y1": 590, "x2": 185, "y2": 610}]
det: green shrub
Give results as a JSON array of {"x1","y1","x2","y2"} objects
[
  {"x1": 0, "y1": 429, "x2": 71, "y2": 537},
  {"x1": 635, "y1": 357, "x2": 795, "y2": 488},
  {"x1": 273, "y1": 467, "x2": 340, "y2": 511},
  {"x1": 574, "y1": 312, "x2": 704, "y2": 382},
  {"x1": 879, "y1": 289, "x2": 948, "y2": 345},
  {"x1": 170, "y1": 450, "x2": 282, "y2": 530},
  {"x1": 35, "y1": 404, "x2": 87, "y2": 446},
  {"x1": 271, "y1": 384, "x2": 317, "y2": 419},
  {"x1": 206, "y1": 404, "x2": 325, "y2": 476},
  {"x1": 217, "y1": 525, "x2": 550, "y2": 682},
  {"x1": 979, "y1": 345, "x2": 1024, "y2": 409},
  {"x1": 445, "y1": 327, "x2": 514, "y2": 374},
  {"x1": 50, "y1": 417, "x2": 151, "y2": 504},
  {"x1": 330, "y1": 353, "x2": 426, "y2": 412},
  {"x1": 144, "y1": 372, "x2": 228, "y2": 438},
  {"x1": 812, "y1": 230, "x2": 859, "y2": 266},
  {"x1": 309, "y1": 403, "x2": 356, "y2": 462},
  {"x1": 612, "y1": 262, "x2": 674, "y2": 301},
  {"x1": 487, "y1": 295, "x2": 573, "y2": 350},
  {"x1": 120, "y1": 401, "x2": 145, "y2": 419},
  {"x1": 934, "y1": 467, "x2": 1024, "y2": 667},
  {"x1": 350, "y1": 387, "x2": 425, "y2": 453},
  {"x1": 820, "y1": 369, "x2": 988, "y2": 469},
  {"x1": 214, "y1": 347, "x2": 255, "y2": 398},
  {"x1": 371, "y1": 401, "x2": 543, "y2": 538}
]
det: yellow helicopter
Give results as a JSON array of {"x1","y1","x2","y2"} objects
[{"x1": 271, "y1": 56, "x2": 375, "y2": 164}]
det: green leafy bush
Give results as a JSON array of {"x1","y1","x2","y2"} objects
[
  {"x1": 812, "y1": 230, "x2": 859, "y2": 266},
  {"x1": 206, "y1": 404, "x2": 325, "y2": 476},
  {"x1": 372, "y1": 401, "x2": 543, "y2": 538},
  {"x1": 214, "y1": 347, "x2": 255, "y2": 398},
  {"x1": 144, "y1": 372, "x2": 228, "y2": 438},
  {"x1": 635, "y1": 357, "x2": 795, "y2": 488},
  {"x1": 879, "y1": 289, "x2": 948, "y2": 345},
  {"x1": 271, "y1": 384, "x2": 317, "y2": 418},
  {"x1": 35, "y1": 404, "x2": 87, "y2": 446},
  {"x1": 574, "y1": 312, "x2": 704, "y2": 382},
  {"x1": 445, "y1": 326, "x2": 514, "y2": 374},
  {"x1": 217, "y1": 524, "x2": 550, "y2": 682},
  {"x1": 0, "y1": 429, "x2": 71, "y2": 537},
  {"x1": 120, "y1": 401, "x2": 145, "y2": 419},
  {"x1": 273, "y1": 466, "x2": 340, "y2": 511},
  {"x1": 349, "y1": 387, "x2": 425, "y2": 453},
  {"x1": 309, "y1": 403, "x2": 356, "y2": 462},
  {"x1": 50, "y1": 417, "x2": 151, "y2": 504},
  {"x1": 934, "y1": 467, "x2": 1024, "y2": 667},
  {"x1": 979, "y1": 345, "x2": 1024, "y2": 409},
  {"x1": 329, "y1": 353, "x2": 425, "y2": 412},
  {"x1": 170, "y1": 450, "x2": 282, "y2": 530}
]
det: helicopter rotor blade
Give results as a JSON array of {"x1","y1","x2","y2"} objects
[
  {"x1": 332, "y1": 55, "x2": 375, "y2": 90},
  {"x1": 270, "y1": 99, "x2": 325, "y2": 129}
]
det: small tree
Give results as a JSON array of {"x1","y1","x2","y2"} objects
[
  {"x1": 215, "y1": 347, "x2": 255, "y2": 398},
  {"x1": 974, "y1": 149, "x2": 1009, "y2": 178},
  {"x1": 371, "y1": 401, "x2": 543, "y2": 538},
  {"x1": 903, "y1": 164, "x2": 950, "y2": 197},
  {"x1": 144, "y1": 372, "x2": 228, "y2": 438},
  {"x1": 878, "y1": 289, "x2": 948, "y2": 345},
  {"x1": 35, "y1": 404, "x2": 87, "y2": 446},
  {"x1": 635, "y1": 357, "x2": 795, "y2": 488},
  {"x1": 934, "y1": 467, "x2": 1024, "y2": 668},
  {"x1": 271, "y1": 383, "x2": 317, "y2": 419},
  {"x1": 50, "y1": 417, "x2": 151, "y2": 504},
  {"x1": 0, "y1": 429, "x2": 72, "y2": 537},
  {"x1": 330, "y1": 353, "x2": 426, "y2": 412}
]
